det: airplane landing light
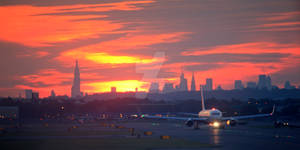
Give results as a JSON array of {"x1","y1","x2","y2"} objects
[{"x1": 212, "y1": 122, "x2": 220, "y2": 128}]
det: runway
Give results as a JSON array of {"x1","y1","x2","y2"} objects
[
  {"x1": 1, "y1": 119, "x2": 299, "y2": 150},
  {"x1": 120, "y1": 120, "x2": 300, "y2": 150}
]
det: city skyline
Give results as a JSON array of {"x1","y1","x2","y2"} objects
[
  {"x1": 22, "y1": 72, "x2": 300, "y2": 98},
  {"x1": 0, "y1": 0, "x2": 300, "y2": 97}
]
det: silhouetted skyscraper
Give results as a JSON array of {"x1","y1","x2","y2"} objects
[
  {"x1": 204, "y1": 78, "x2": 213, "y2": 91},
  {"x1": 234, "y1": 80, "x2": 244, "y2": 90},
  {"x1": 51, "y1": 90, "x2": 56, "y2": 98},
  {"x1": 25, "y1": 89, "x2": 33, "y2": 99},
  {"x1": 178, "y1": 72, "x2": 188, "y2": 91},
  {"x1": 191, "y1": 73, "x2": 196, "y2": 91},
  {"x1": 32, "y1": 92, "x2": 39, "y2": 100},
  {"x1": 257, "y1": 74, "x2": 272, "y2": 90},
  {"x1": 71, "y1": 60, "x2": 81, "y2": 98}
]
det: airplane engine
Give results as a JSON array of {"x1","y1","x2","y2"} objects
[
  {"x1": 185, "y1": 120, "x2": 194, "y2": 127},
  {"x1": 226, "y1": 120, "x2": 237, "y2": 126}
]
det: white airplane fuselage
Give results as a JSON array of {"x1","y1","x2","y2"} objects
[{"x1": 198, "y1": 108, "x2": 222, "y2": 120}]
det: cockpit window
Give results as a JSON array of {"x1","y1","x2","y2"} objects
[{"x1": 211, "y1": 112, "x2": 220, "y2": 116}]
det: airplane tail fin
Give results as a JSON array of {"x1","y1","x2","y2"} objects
[
  {"x1": 271, "y1": 104, "x2": 276, "y2": 115},
  {"x1": 201, "y1": 86, "x2": 205, "y2": 111}
]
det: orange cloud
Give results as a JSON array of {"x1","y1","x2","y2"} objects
[
  {"x1": 19, "y1": 69, "x2": 72, "y2": 85},
  {"x1": 56, "y1": 32, "x2": 188, "y2": 66},
  {"x1": 182, "y1": 42, "x2": 300, "y2": 56},
  {"x1": 251, "y1": 27, "x2": 300, "y2": 32},
  {"x1": 53, "y1": 1, "x2": 155, "y2": 12},
  {"x1": 253, "y1": 22, "x2": 300, "y2": 28},
  {"x1": 58, "y1": 51, "x2": 161, "y2": 65},
  {"x1": 259, "y1": 11, "x2": 300, "y2": 21},
  {"x1": 15, "y1": 69, "x2": 72, "y2": 98},
  {"x1": 36, "y1": 51, "x2": 50, "y2": 58},
  {"x1": 0, "y1": 1, "x2": 155, "y2": 46},
  {"x1": 63, "y1": 32, "x2": 189, "y2": 52}
]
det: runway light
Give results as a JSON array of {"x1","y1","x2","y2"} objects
[
  {"x1": 226, "y1": 120, "x2": 230, "y2": 125},
  {"x1": 213, "y1": 122, "x2": 220, "y2": 128}
]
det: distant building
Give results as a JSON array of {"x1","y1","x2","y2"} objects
[
  {"x1": 257, "y1": 74, "x2": 272, "y2": 90},
  {"x1": 135, "y1": 88, "x2": 138, "y2": 92},
  {"x1": 190, "y1": 73, "x2": 196, "y2": 91},
  {"x1": 163, "y1": 83, "x2": 174, "y2": 93},
  {"x1": 246, "y1": 82, "x2": 256, "y2": 89},
  {"x1": 25, "y1": 89, "x2": 33, "y2": 99},
  {"x1": 51, "y1": 90, "x2": 56, "y2": 98},
  {"x1": 149, "y1": 82, "x2": 160, "y2": 93},
  {"x1": 272, "y1": 85, "x2": 279, "y2": 90},
  {"x1": 234, "y1": 80, "x2": 244, "y2": 90},
  {"x1": 216, "y1": 85, "x2": 223, "y2": 90},
  {"x1": 111, "y1": 87, "x2": 117, "y2": 93},
  {"x1": 18, "y1": 93, "x2": 22, "y2": 99},
  {"x1": 204, "y1": 78, "x2": 213, "y2": 91},
  {"x1": 177, "y1": 72, "x2": 188, "y2": 91},
  {"x1": 284, "y1": 81, "x2": 296, "y2": 89},
  {"x1": 71, "y1": 60, "x2": 82, "y2": 98},
  {"x1": 32, "y1": 92, "x2": 39, "y2": 100}
]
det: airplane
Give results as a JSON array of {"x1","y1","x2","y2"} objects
[{"x1": 142, "y1": 87, "x2": 275, "y2": 129}]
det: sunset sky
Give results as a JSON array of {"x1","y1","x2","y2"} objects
[{"x1": 0, "y1": 0, "x2": 299, "y2": 97}]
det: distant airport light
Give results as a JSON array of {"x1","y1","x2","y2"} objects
[{"x1": 212, "y1": 108, "x2": 216, "y2": 110}]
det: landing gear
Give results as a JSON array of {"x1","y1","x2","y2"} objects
[
  {"x1": 220, "y1": 124, "x2": 225, "y2": 129},
  {"x1": 194, "y1": 121, "x2": 199, "y2": 130}
]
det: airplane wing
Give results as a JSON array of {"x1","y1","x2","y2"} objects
[
  {"x1": 142, "y1": 115, "x2": 207, "y2": 121},
  {"x1": 222, "y1": 105, "x2": 275, "y2": 121},
  {"x1": 222, "y1": 113, "x2": 272, "y2": 120},
  {"x1": 177, "y1": 112, "x2": 199, "y2": 117}
]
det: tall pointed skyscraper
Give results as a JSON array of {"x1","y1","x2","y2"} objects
[
  {"x1": 71, "y1": 60, "x2": 81, "y2": 98},
  {"x1": 191, "y1": 73, "x2": 196, "y2": 91}
]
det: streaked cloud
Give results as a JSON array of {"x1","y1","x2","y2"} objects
[
  {"x1": 182, "y1": 42, "x2": 300, "y2": 56},
  {"x1": 0, "y1": 0, "x2": 299, "y2": 97},
  {"x1": 0, "y1": 1, "x2": 155, "y2": 46}
]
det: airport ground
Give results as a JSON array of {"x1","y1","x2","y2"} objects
[{"x1": 0, "y1": 119, "x2": 300, "y2": 150}]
